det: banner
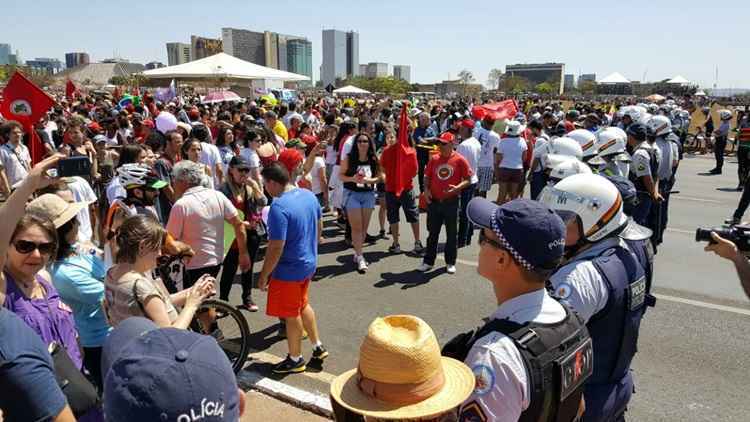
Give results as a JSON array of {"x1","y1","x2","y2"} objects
[
  {"x1": 471, "y1": 99, "x2": 519, "y2": 122},
  {"x1": 0, "y1": 72, "x2": 55, "y2": 164}
]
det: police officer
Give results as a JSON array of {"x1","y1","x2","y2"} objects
[
  {"x1": 594, "y1": 127, "x2": 630, "y2": 178},
  {"x1": 647, "y1": 115, "x2": 680, "y2": 246},
  {"x1": 539, "y1": 173, "x2": 655, "y2": 422},
  {"x1": 443, "y1": 198, "x2": 591, "y2": 422},
  {"x1": 626, "y1": 123, "x2": 661, "y2": 227}
]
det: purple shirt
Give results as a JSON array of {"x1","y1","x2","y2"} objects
[{"x1": 3, "y1": 272, "x2": 83, "y2": 369}]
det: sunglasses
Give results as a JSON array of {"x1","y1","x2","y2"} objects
[
  {"x1": 234, "y1": 168, "x2": 251, "y2": 173},
  {"x1": 13, "y1": 240, "x2": 56, "y2": 255},
  {"x1": 357, "y1": 140, "x2": 370, "y2": 144},
  {"x1": 478, "y1": 230, "x2": 504, "y2": 250}
]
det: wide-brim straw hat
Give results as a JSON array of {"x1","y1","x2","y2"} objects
[
  {"x1": 330, "y1": 315, "x2": 475, "y2": 420},
  {"x1": 26, "y1": 193, "x2": 88, "y2": 228}
]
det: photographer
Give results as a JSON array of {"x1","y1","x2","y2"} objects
[{"x1": 704, "y1": 232, "x2": 750, "y2": 299}]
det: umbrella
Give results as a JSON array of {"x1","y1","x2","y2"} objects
[
  {"x1": 202, "y1": 90, "x2": 241, "y2": 104},
  {"x1": 155, "y1": 111, "x2": 178, "y2": 134},
  {"x1": 646, "y1": 94, "x2": 666, "y2": 103}
]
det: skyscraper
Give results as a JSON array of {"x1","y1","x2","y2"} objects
[
  {"x1": 166, "y1": 43, "x2": 191, "y2": 66},
  {"x1": 287, "y1": 38, "x2": 313, "y2": 86},
  {"x1": 191, "y1": 35, "x2": 223, "y2": 61},
  {"x1": 393, "y1": 65, "x2": 411, "y2": 83},
  {"x1": 222, "y1": 28, "x2": 266, "y2": 65},
  {"x1": 365, "y1": 62, "x2": 389, "y2": 79},
  {"x1": 0, "y1": 44, "x2": 11, "y2": 65},
  {"x1": 564, "y1": 74, "x2": 576, "y2": 91},
  {"x1": 322, "y1": 29, "x2": 359, "y2": 86},
  {"x1": 65, "y1": 52, "x2": 90, "y2": 69}
]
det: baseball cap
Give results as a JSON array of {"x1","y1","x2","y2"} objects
[
  {"x1": 87, "y1": 122, "x2": 102, "y2": 134},
  {"x1": 93, "y1": 134, "x2": 108, "y2": 145},
  {"x1": 460, "y1": 119, "x2": 475, "y2": 129},
  {"x1": 277, "y1": 148, "x2": 304, "y2": 174},
  {"x1": 141, "y1": 119, "x2": 155, "y2": 129},
  {"x1": 285, "y1": 138, "x2": 306, "y2": 149},
  {"x1": 467, "y1": 198, "x2": 565, "y2": 271},
  {"x1": 437, "y1": 132, "x2": 456, "y2": 144},
  {"x1": 229, "y1": 155, "x2": 251, "y2": 169},
  {"x1": 101, "y1": 317, "x2": 241, "y2": 422}
]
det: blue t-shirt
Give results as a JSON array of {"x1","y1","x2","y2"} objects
[
  {"x1": 0, "y1": 308, "x2": 67, "y2": 421},
  {"x1": 267, "y1": 188, "x2": 321, "y2": 281},
  {"x1": 51, "y1": 252, "x2": 111, "y2": 347}
]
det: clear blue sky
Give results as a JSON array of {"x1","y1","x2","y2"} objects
[{"x1": 1, "y1": 0, "x2": 747, "y2": 88}]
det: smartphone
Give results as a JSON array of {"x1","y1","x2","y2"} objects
[{"x1": 57, "y1": 156, "x2": 91, "y2": 177}]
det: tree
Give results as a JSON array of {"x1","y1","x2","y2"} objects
[
  {"x1": 339, "y1": 76, "x2": 411, "y2": 96},
  {"x1": 109, "y1": 76, "x2": 129, "y2": 86},
  {"x1": 457, "y1": 70, "x2": 475, "y2": 84},
  {"x1": 500, "y1": 76, "x2": 531, "y2": 94},
  {"x1": 535, "y1": 82, "x2": 555, "y2": 95},
  {"x1": 487, "y1": 68, "x2": 503, "y2": 89},
  {"x1": 578, "y1": 80, "x2": 597, "y2": 95}
]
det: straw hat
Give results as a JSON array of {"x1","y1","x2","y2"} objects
[
  {"x1": 26, "y1": 194, "x2": 88, "y2": 228},
  {"x1": 330, "y1": 315, "x2": 474, "y2": 420}
]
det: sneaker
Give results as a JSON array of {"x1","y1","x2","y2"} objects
[
  {"x1": 413, "y1": 241, "x2": 425, "y2": 254},
  {"x1": 239, "y1": 300, "x2": 259, "y2": 312},
  {"x1": 311, "y1": 345, "x2": 329, "y2": 360},
  {"x1": 357, "y1": 256, "x2": 368, "y2": 273},
  {"x1": 388, "y1": 243, "x2": 402, "y2": 254},
  {"x1": 446, "y1": 265, "x2": 457, "y2": 274},
  {"x1": 272, "y1": 355, "x2": 306, "y2": 374},
  {"x1": 737, "y1": 185, "x2": 744, "y2": 192},
  {"x1": 417, "y1": 262, "x2": 434, "y2": 272},
  {"x1": 708, "y1": 168, "x2": 722, "y2": 175},
  {"x1": 379, "y1": 229, "x2": 388, "y2": 239},
  {"x1": 365, "y1": 233, "x2": 378, "y2": 243}
]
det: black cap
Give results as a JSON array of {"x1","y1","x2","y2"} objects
[
  {"x1": 229, "y1": 155, "x2": 251, "y2": 169},
  {"x1": 626, "y1": 123, "x2": 647, "y2": 141}
]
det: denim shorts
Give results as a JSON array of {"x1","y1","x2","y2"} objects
[{"x1": 344, "y1": 188, "x2": 376, "y2": 209}]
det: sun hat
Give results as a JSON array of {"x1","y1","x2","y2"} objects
[
  {"x1": 26, "y1": 193, "x2": 89, "y2": 228},
  {"x1": 329, "y1": 315, "x2": 474, "y2": 420},
  {"x1": 467, "y1": 198, "x2": 565, "y2": 272},
  {"x1": 101, "y1": 317, "x2": 240, "y2": 422},
  {"x1": 505, "y1": 120, "x2": 526, "y2": 137}
]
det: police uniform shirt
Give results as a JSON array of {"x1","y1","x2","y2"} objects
[
  {"x1": 460, "y1": 289, "x2": 566, "y2": 422},
  {"x1": 601, "y1": 159, "x2": 630, "y2": 179},
  {"x1": 548, "y1": 237, "x2": 628, "y2": 323},
  {"x1": 654, "y1": 137, "x2": 676, "y2": 181},
  {"x1": 629, "y1": 143, "x2": 653, "y2": 180}
]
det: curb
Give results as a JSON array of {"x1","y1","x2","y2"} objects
[{"x1": 238, "y1": 368, "x2": 333, "y2": 419}]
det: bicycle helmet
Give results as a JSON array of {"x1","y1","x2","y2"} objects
[{"x1": 118, "y1": 163, "x2": 151, "y2": 189}]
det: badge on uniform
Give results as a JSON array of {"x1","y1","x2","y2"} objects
[
  {"x1": 558, "y1": 338, "x2": 594, "y2": 400},
  {"x1": 554, "y1": 283, "x2": 573, "y2": 300},
  {"x1": 628, "y1": 276, "x2": 647, "y2": 310},
  {"x1": 637, "y1": 164, "x2": 646, "y2": 172},
  {"x1": 459, "y1": 400, "x2": 488, "y2": 422},
  {"x1": 471, "y1": 364, "x2": 495, "y2": 396}
]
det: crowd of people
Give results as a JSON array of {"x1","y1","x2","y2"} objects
[{"x1": 0, "y1": 85, "x2": 747, "y2": 422}]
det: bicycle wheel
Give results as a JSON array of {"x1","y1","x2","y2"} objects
[{"x1": 190, "y1": 299, "x2": 252, "y2": 374}]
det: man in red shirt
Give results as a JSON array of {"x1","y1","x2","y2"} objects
[{"x1": 419, "y1": 132, "x2": 472, "y2": 275}]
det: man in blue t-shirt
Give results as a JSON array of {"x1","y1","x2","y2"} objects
[
  {"x1": 258, "y1": 162, "x2": 328, "y2": 374},
  {"x1": 0, "y1": 308, "x2": 76, "y2": 421}
]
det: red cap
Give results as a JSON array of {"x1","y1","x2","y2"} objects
[
  {"x1": 87, "y1": 122, "x2": 102, "y2": 133},
  {"x1": 188, "y1": 108, "x2": 200, "y2": 119},
  {"x1": 277, "y1": 148, "x2": 304, "y2": 174},
  {"x1": 482, "y1": 115, "x2": 496, "y2": 124},
  {"x1": 141, "y1": 119, "x2": 155, "y2": 128},
  {"x1": 461, "y1": 119, "x2": 475, "y2": 129},
  {"x1": 437, "y1": 132, "x2": 456, "y2": 144}
]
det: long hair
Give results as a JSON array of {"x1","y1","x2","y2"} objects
[
  {"x1": 345, "y1": 133, "x2": 379, "y2": 177},
  {"x1": 334, "y1": 122, "x2": 356, "y2": 153}
]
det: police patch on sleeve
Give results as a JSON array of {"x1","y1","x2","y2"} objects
[
  {"x1": 554, "y1": 283, "x2": 573, "y2": 300},
  {"x1": 637, "y1": 164, "x2": 646, "y2": 172},
  {"x1": 471, "y1": 364, "x2": 495, "y2": 396},
  {"x1": 459, "y1": 400, "x2": 488, "y2": 422}
]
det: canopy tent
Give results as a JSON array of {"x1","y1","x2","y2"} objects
[
  {"x1": 141, "y1": 53, "x2": 309, "y2": 83},
  {"x1": 666, "y1": 75, "x2": 690, "y2": 85},
  {"x1": 599, "y1": 72, "x2": 630, "y2": 84},
  {"x1": 694, "y1": 90, "x2": 707, "y2": 96},
  {"x1": 333, "y1": 85, "x2": 371, "y2": 95}
]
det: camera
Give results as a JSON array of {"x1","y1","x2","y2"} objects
[{"x1": 695, "y1": 224, "x2": 750, "y2": 252}]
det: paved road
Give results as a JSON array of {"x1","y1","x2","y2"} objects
[{"x1": 235, "y1": 154, "x2": 750, "y2": 421}]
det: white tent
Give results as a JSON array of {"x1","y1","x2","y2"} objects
[
  {"x1": 695, "y1": 90, "x2": 707, "y2": 96},
  {"x1": 666, "y1": 75, "x2": 690, "y2": 85},
  {"x1": 333, "y1": 85, "x2": 371, "y2": 95},
  {"x1": 141, "y1": 53, "x2": 309, "y2": 82},
  {"x1": 599, "y1": 72, "x2": 630, "y2": 84}
]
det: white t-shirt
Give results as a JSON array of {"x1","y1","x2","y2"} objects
[
  {"x1": 239, "y1": 148, "x2": 261, "y2": 168},
  {"x1": 325, "y1": 144, "x2": 337, "y2": 165},
  {"x1": 532, "y1": 137, "x2": 550, "y2": 173},
  {"x1": 498, "y1": 137, "x2": 528, "y2": 170},
  {"x1": 0, "y1": 142, "x2": 31, "y2": 187},
  {"x1": 310, "y1": 156, "x2": 326, "y2": 194},
  {"x1": 475, "y1": 127, "x2": 501, "y2": 168},
  {"x1": 200, "y1": 142, "x2": 222, "y2": 187},
  {"x1": 65, "y1": 176, "x2": 97, "y2": 243},
  {"x1": 106, "y1": 176, "x2": 126, "y2": 204},
  {"x1": 456, "y1": 137, "x2": 481, "y2": 185}
]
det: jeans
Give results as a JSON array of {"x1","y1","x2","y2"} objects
[
  {"x1": 219, "y1": 231, "x2": 261, "y2": 303},
  {"x1": 424, "y1": 198, "x2": 459, "y2": 266},
  {"x1": 530, "y1": 171, "x2": 546, "y2": 200},
  {"x1": 714, "y1": 136, "x2": 727, "y2": 170},
  {"x1": 417, "y1": 149, "x2": 430, "y2": 193},
  {"x1": 458, "y1": 184, "x2": 476, "y2": 246}
]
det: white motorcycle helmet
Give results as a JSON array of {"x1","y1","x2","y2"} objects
[
  {"x1": 118, "y1": 163, "x2": 151, "y2": 188},
  {"x1": 595, "y1": 128, "x2": 628, "y2": 158},
  {"x1": 622, "y1": 106, "x2": 642, "y2": 123},
  {"x1": 547, "y1": 136, "x2": 584, "y2": 160},
  {"x1": 719, "y1": 109, "x2": 733, "y2": 121},
  {"x1": 638, "y1": 112, "x2": 652, "y2": 125},
  {"x1": 548, "y1": 159, "x2": 592, "y2": 183},
  {"x1": 539, "y1": 173, "x2": 628, "y2": 242},
  {"x1": 543, "y1": 154, "x2": 577, "y2": 172},
  {"x1": 647, "y1": 104, "x2": 659, "y2": 114},
  {"x1": 646, "y1": 115, "x2": 672, "y2": 137},
  {"x1": 566, "y1": 129, "x2": 598, "y2": 158}
]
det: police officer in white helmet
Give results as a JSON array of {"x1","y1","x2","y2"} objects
[
  {"x1": 539, "y1": 173, "x2": 655, "y2": 422},
  {"x1": 595, "y1": 127, "x2": 630, "y2": 178},
  {"x1": 646, "y1": 115, "x2": 681, "y2": 246}
]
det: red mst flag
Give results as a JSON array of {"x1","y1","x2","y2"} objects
[
  {"x1": 471, "y1": 99, "x2": 519, "y2": 122},
  {"x1": 381, "y1": 103, "x2": 418, "y2": 198},
  {"x1": 0, "y1": 71, "x2": 56, "y2": 164},
  {"x1": 65, "y1": 79, "x2": 78, "y2": 100}
]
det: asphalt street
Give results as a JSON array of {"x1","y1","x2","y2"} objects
[{"x1": 235, "y1": 154, "x2": 750, "y2": 421}]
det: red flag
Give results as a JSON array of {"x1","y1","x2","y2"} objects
[
  {"x1": 381, "y1": 103, "x2": 418, "y2": 198},
  {"x1": 0, "y1": 72, "x2": 55, "y2": 164},
  {"x1": 65, "y1": 79, "x2": 78, "y2": 100},
  {"x1": 471, "y1": 99, "x2": 519, "y2": 122}
]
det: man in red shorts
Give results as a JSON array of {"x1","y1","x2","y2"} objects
[{"x1": 258, "y1": 162, "x2": 327, "y2": 374}]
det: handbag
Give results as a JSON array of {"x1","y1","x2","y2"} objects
[{"x1": 49, "y1": 341, "x2": 100, "y2": 417}]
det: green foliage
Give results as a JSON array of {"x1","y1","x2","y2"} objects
[
  {"x1": 457, "y1": 70, "x2": 475, "y2": 84},
  {"x1": 339, "y1": 76, "x2": 412, "y2": 96},
  {"x1": 500, "y1": 75, "x2": 531, "y2": 94},
  {"x1": 578, "y1": 80, "x2": 597, "y2": 95},
  {"x1": 535, "y1": 82, "x2": 555, "y2": 94},
  {"x1": 109, "y1": 75, "x2": 129, "y2": 86}
]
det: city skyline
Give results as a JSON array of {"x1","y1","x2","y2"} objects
[{"x1": 1, "y1": 0, "x2": 748, "y2": 88}]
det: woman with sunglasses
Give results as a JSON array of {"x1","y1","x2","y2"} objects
[
  {"x1": 340, "y1": 133, "x2": 382, "y2": 273},
  {"x1": 218, "y1": 156, "x2": 267, "y2": 312},
  {"x1": 181, "y1": 138, "x2": 214, "y2": 189}
]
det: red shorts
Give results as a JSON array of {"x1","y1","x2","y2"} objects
[
  {"x1": 497, "y1": 167, "x2": 524, "y2": 183},
  {"x1": 266, "y1": 277, "x2": 311, "y2": 318}
]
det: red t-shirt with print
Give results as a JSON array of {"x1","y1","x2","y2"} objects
[{"x1": 425, "y1": 152, "x2": 472, "y2": 200}]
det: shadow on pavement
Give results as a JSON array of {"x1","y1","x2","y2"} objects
[
  {"x1": 716, "y1": 187, "x2": 742, "y2": 192},
  {"x1": 247, "y1": 323, "x2": 284, "y2": 352},
  {"x1": 374, "y1": 269, "x2": 444, "y2": 290}
]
